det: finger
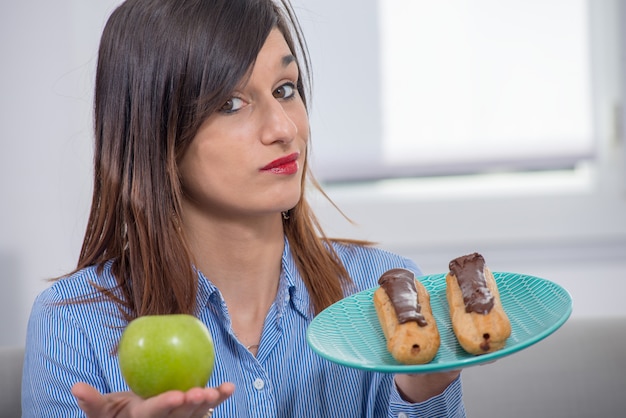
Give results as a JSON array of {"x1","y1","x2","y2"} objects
[
  {"x1": 211, "y1": 382, "x2": 236, "y2": 405},
  {"x1": 162, "y1": 384, "x2": 236, "y2": 418},
  {"x1": 71, "y1": 383, "x2": 108, "y2": 417},
  {"x1": 72, "y1": 383, "x2": 141, "y2": 418},
  {"x1": 184, "y1": 383, "x2": 236, "y2": 411},
  {"x1": 138, "y1": 391, "x2": 188, "y2": 417},
  {"x1": 183, "y1": 383, "x2": 236, "y2": 406}
]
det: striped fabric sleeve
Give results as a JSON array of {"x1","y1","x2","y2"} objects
[
  {"x1": 22, "y1": 288, "x2": 104, "y2": 418},
  {"x1": 388, "y1": 375, "x2": 466, "y2": 418}
]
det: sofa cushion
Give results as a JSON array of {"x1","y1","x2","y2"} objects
[
  {"x1": 462, "y1": 317, "x2": 626, "y2": 417},
  {"x1": 0, "y1": 346, "x2": 24, "y2": 417}
]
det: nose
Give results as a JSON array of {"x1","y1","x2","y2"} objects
[{"x1": 259, "y1": 98, "x2": 298, "y2": 145}]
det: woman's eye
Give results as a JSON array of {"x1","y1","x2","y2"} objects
[
  {"x1": 273, "y1": 82, "x2": 296, "y2": 100},
  {"x1": 219, "y1": 97, "x2": 245, "y2": 113}
]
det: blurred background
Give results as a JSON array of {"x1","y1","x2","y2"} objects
[{"x1": 1, "y1": 0, "x2": 624, "y2": 350}]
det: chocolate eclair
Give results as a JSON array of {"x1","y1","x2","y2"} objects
[
  {"x1": 446, "y1": 253, "x2": 511, "y2": 354},
  {"x1": 373, "y1": 268, "x2": 440, "y2": 364}
]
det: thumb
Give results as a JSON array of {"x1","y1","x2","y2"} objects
[{"x1": 71, "y1": 382, "x2": 106, "y2": 417}]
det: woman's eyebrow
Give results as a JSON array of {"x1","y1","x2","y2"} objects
[{"x1": 282, "y1": 54, "x2": 296, "y2": 67}]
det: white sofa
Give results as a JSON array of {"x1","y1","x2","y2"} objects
[
  {"x1": 0, "y1": 346, "x2": 24, "y2": 418},
  {"x1": 462, "y1": 316, "x2": 626, "y2": 417}
]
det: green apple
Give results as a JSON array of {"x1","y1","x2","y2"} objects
[{"x1": 118, "y1": 314, "x2": 215, "y2": 398}]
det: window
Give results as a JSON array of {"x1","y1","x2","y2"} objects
[
  {"x1": 380, "y1": 0, "x2": 593, "y2": 175},
  {"x1": 297, "y1": 0, "x2": 620, "y2": 183}
]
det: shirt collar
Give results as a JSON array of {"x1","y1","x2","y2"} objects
[{"x1": 281, "y1": 237, "x2": 312, "y2": 319}]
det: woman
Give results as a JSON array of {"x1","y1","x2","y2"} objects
[{"x1": 22, "y1": 0, "x2": 465, "y2": 416}]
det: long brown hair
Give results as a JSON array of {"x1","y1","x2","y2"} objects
[{"x1": 72, "y1": 0, "x2": 360, "y2": 321}]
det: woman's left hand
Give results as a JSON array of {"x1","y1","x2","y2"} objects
[
  {"x1": 72, "y1": 381, "x2": 235, "y2": 418},
  {"x1": 394, "y1": 370, "x2": 461, "y2": 403}
]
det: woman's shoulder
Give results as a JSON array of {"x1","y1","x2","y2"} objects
[
  {"x1": 37, "y1": 261, "x2": 118, "y2": 304},
  {"x1": 329, "y1": 241, "x2": 422, "y2": 290},
  {"x1": 25, "y1": 262, "x2": 126, "y2": 393},
  {"x1": 29, "y1": 261, "x2": 125, "y2": 339}
]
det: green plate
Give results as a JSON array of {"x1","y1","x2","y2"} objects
[{"x1": 306, "y1": 272, "x2": 573, "y2": 373}]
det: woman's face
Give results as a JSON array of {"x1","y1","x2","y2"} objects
[{"x1": 179, "y1": 29, "x2": 308, "y2": 221}]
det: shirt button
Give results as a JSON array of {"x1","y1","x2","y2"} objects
[
  {"x1": 253, "y1": 378, "x2": 265, "y2": 390},
  {"x1": 398, "y1": 413, "x2": 409, "y2": 418}
]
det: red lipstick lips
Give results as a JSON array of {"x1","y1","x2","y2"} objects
[{"x1": 261, "y1": 152, "x2": 300, "y2": 175}]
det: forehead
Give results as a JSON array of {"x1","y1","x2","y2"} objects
[
  {"x1": 258, "y1": 29, "x2": 295, "y2": 62},
  {"x1": 239, "y1": 29, "x2": 297, "y2": 87}
]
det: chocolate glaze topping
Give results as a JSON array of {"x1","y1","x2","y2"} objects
[
  {"x1": 449, "y1": 253, "x2": 494, "y2": 314},
  {"x1": 378, "y1": 268, "x2": 427, "y2": 327}
]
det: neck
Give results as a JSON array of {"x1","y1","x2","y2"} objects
[
  {"x1": 184, "y1": 215, "x2": 284, "y2": 288},
  {"x1": 181, "y1": 209, "x2": 286, "y2": 348}
]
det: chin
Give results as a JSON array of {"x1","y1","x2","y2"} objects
[{"x1": 275, "y1": 187, "x2": 302, "y2": 211}]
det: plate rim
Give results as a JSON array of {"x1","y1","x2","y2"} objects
[{"x1": 306, "y1": 271, "x2": 573, "y2": 373}]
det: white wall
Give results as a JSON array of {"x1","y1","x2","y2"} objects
[
  {"x1": 0, "y1": 1, "x2": 123, "y2": 347},
  {"x1": 1, "y1": 0, "x2": 625, "y2": 348}
]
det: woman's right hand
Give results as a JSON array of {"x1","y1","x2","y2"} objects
[{"x1": 71, "y1": 381, "x2": 235, "y2": 418}]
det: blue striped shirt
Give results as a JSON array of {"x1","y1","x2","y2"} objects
[{"x1": 22, "y1": 239, "x2": 465, "y2": 417}]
